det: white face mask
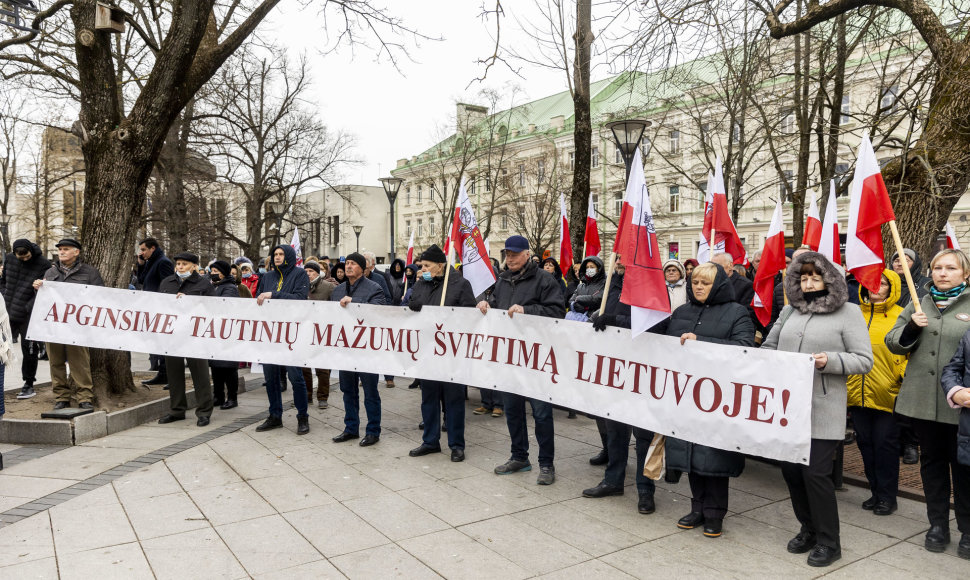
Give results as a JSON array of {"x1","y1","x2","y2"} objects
[
  {"x1": 586, "y1": 267, "x2": 597, "y2": 278},
  {"x1": 176, "y1": 270, "x2": 191, "y2": 279}
]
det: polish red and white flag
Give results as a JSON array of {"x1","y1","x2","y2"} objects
[
  {"x1": 450, "y1": 179, "x2": 496, "y2": 295},
  {"x1": 946, "y1": 222, "x2": 961, "y2": 250},
  {"x1": 818, "y1": 180, "x2": 841, "y2": 266},
  {"x1": 846, "y1": 134, "x2": 895, "y2": 293},
  {"x1": 803, "y1": 189, "x2": 822, "y2": 251},
  {"x1": 583, "y1": 192, "x2": 601, "y2": 258},
  {"x1": 616, "y1": 147, "x2": 671, "y2": 336},
  {"x1": 290, "y1": 227, "x2": 303, "y2": 267},
  {"x1": 559, "y1": 193, "x2": 574, "y2": 268},
  {"x1": 752, "y1": 199, "x2": 786, "y2": 327},
  {"x1": 703, "y1": 158, "x2": 747, "y2": 264},
  {"x1": 404, "y1": 230, "x2": 415, "y2": 278}
]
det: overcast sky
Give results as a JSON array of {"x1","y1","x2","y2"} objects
[{"x1": 264, "y1": 1, "x2": 581, "y2": 186}]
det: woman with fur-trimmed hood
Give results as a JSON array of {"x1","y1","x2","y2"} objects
[{"x1": 762, "y1": 252, "x2": 873, "y2": 568}]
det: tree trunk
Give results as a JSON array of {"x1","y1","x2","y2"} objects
[{"x1": 569, "y1": 0, "x2": 593, "y2": 261}]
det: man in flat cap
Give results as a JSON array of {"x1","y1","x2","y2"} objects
[{"x1": 33, "y1": 239, "x2": 103, "y2": 410}]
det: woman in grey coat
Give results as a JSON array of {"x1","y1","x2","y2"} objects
[
  {"x1": 762, "y1": 252, "x2": 873, "y2": 567},
  {"x1": 886, "y1": 248, "x2": 970, "y2": 559}
]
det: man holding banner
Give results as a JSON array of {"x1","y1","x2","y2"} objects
[{"x1": 478, "y1": 235, "x2": 565, "y2": 485}]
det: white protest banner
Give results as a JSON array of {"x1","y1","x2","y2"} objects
[{"x1": 29, "y1": 282, "x2": 815, "y2": 463}]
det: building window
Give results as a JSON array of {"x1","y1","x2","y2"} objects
[
  {"x1": 700, "y1": 123, "x2": 710, "y2": 145},
  {"x1": 469, "y1": 179, "x2": 476, "y2": 196},
  {"x1": 406, "y1": 220, "x2": 412, "y2": 236},
  {"x1": 615, "y1": 147, "x2": 622, "y2": 164},
  {"x1": 698, "y1": 179, "x2": 707, "y2": 209},
  {"x1": 592, "y1": 193, "x2": 599, "y2": 215},
  {"x1": 669, "y1": 185, "x2": 680, "y2": 213},
  {"x1": 417, "y1": 218, "x2": 423, "y2": 237},
  {"x1": 880, "y1": 85, "x2": 898, "y2": 113},
  {"x1": 429, "y1": 183, "x2": 435, "y2": 203},
  {"x1": 429, "y1": 216, "x2": 436, "y2": 237},
  {"x1": 779, "y1": 169, "x2": 794, "y2": 201},
  {"x1": 731, "y1": 123, "x2": 741, "y2": 144},
  {"x1": 568, "y1": 151, "x2": 575, "y2": 170},
  {"x1": 501, "y1": 210, "x2": 509, "y2": 230},
  {"x1": 417, "y1": 185, "x2": 423, "y2": 203},
  {"x1": 537, "y1": 160, "x2": 545, "y2": 182},
  {"x1": 406, "y1": 187, "x2": 411, "y2": 205},
  {"x1": 518, "y1": 164, "x2": 525, "y2": 187},
  {"x1": 780, "y1": 108, "x2": 795, "y2": 134},
  {"x1": 485, "y1": 176, "x2": 491, "y2": 191},
  {"x1": 613, "y1": 191, "x2": 623, "y2": 216},
  {"x1": 642, "y1": 138, "x2": 652, "y2": 158},
  {"x1": 729, "y1": 176, "x2": 744, "y2": 199},
  {"x1": 591, "y1": 147, "x2": 600, "y2": 168},
  {"x1": 840, "y1": 94, "x2": 851, "y2": 124},
  {"x1": 669, "y1": 130, "x2": 680, "y2": 154}
]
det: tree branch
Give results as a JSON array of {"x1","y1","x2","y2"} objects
[{"x1": 0, "y1": 0, "x2": 74, "y2": 52}]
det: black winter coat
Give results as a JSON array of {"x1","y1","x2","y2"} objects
[
  {"x1": 487, "y1": 260, "x2": 565, "y2": 319},
  {"x1": 331, "y1": 276, "x2": 386, "y2": 305},
  {"x1": 210, "y1": 278, "x2": 241, "y2": 368},
  {"x1": 136, "y1": 249, "x2": 175, "y2": 292},
  {"x1": 409, "y1": 270, "x2": 477, "y2": 308},
  {"x1": 569, "y1": 257, "x2": 607, "y2": 314},
  {"x1": 255, "y1": 245, "x2": 309, "y2": 301},
  {"x1": 44, "y1": 261, "x2": 104, "y2": 287},
  {"x1": 939, "y1": 333, "x2": 970, "y2": 466},
  {"x1": 367, "y1": 270, "x2": 392, "y2": 305},
  {"x1": 661, "y1": 265, "x2": 753, "y2": 478},
  {"x1": 159, "y1": 271, "x2": 216, "y2": 296},
  {"x1": 1, "y1": 241, "x2": 51, "y2": 324}
]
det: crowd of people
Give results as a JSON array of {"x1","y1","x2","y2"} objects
[{"x1": 0, "y1": 232, "x2": 969, "y2": 566}]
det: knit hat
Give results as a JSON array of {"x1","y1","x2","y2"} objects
[
  {"x1": 12, "y1": 239, "x2": 32, "y2": 252},
  {"x1": 172, "y1": 252, "x2": 200, "y2": 264},
  {"x1": 209, "y1": 260, "x2": 232, "y2": 277},
  {"x1": 420, "y1": 244, "x2": 447, "y2": 264},
  {"x1": 304, "y1": 261, "x2": 321, "y2": 274},
  {"x1": 345, "y1": 252, "x2": 367, "y2": 272}
]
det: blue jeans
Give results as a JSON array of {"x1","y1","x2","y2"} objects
[
  {"x1": 340, "y1": 371, "x2": 381, "y2": 436},
  {"x1": 604, "y1": 419, "x2": 656, "y2": 496},
  {"x1": 503, "y1": 392, "x2": 554, "y2": 467},
  {"x1": 263, "y1": 364, "x2": 308, "y2": 419},
  {"x1": 479, "y1": 388, "x2": 503, "y2": 410},
  {"x1": 421, "y1": 380, "x2": 465, "y2": 450}
]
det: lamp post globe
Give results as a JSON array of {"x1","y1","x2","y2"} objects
[
  {"x1": 353, "y1": 224, "x2": 364, "y2": 253},
  {"x1": 605, "y1": 119, "x2": 651, "y2": 184},
  {"x1": 379, "y1": 176, "x2": 404, "y2": 261}
]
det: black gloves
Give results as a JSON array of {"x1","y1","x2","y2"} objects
[
  {"x1": 591, "y1": 313, "x2": 616, "y2": 332},
  {"x1": 408, "y1": 302, "x2": 423, "y2": 312}
]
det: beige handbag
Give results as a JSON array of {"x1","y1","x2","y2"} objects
[{"x1": 642, "y1": 433, "x2": 666, "y2": 480}]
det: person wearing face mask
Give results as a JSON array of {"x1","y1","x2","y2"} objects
[
  {"x1": 406, "y1": 245, "x2": 477, "y2": 461},
  {"x1": 846, "y1": 269, "x2": 906, "y2": 516},
  {"x1": 155, "y1": 252, "x2": 216, "y2": 426},
  {"x1": 567, "y1": 256, "x2": 607, "y2": 321},
  {"x1": 237, "y1": 260, "x2": 260, "y2": 296},
  {"x1": 229, "y1": 264, "x2": 253, "y2": 298},
  {"x1": 763, "y1": 252, "x2": 873, "y2": 567},
  {"x1": 207, "y1": 261, "x2": 243, "y2": 409},
  {"x1": 888, "y1": 249, "x2": 970, "y2": 559},
  {"x1": 33, "y1": 239, "x2": 103, "y2": 411},
  {"x1": 1, "y1": 238, "x2": 51, "y2": 399}
]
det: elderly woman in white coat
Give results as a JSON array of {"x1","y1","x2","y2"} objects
[{"x1": 762, "y1": 251, "x2": 873, "y2": 568}]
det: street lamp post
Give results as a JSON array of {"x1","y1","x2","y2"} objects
[
  {"x1": 353, "y1": 225, "x2": 363, "y2": 253},
  {"x1": 0, "y1": 212, "x2": 9, "y2": 254},
  {"x1": 606, "y1": 119, "x2": 651, "y2": 183},
  {"x1": 379, "y1": 176, "x2": 404, "y2": 261}
]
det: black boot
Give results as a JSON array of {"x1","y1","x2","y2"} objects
[
  {"x1": 297, "y1": 416, "x2": 310, "y2": 435},
  {"x1": 142, "y1": 371, "x2": 168, "y2": 386}
]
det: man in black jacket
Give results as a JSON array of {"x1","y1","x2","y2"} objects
[
  {"x1": 33, "y1": 239, "x2": 103, "y2": 410},
  {"x1": 136, "y1": 238, "x2": 175, "y2": 386},
  {"x1": 157, "y1": 252, "x2": 215, "y2": 427},
  {"x1": 1, "y1": 239, "x2": 51, "y2": 399},
  {"x1": 331, "y1": 252, "x2": 386, "y2": 446},
  {"x1": 407, "y1": 245, "x2": 477, "y2": 462},
  {"x1": 254, "y1": 244, "x2": 312, "y2": 435},
  {"x1": 477, "y1": 235, "x2": 565, "y2": 485}
]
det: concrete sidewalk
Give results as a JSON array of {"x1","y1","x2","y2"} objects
[{"x1": 0, "y1": 374, "x2": 966, "y2": 579}]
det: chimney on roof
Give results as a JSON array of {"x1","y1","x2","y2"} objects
[
  {"x1": 550, "y1": 115, "x2": 565, "y2": 130},
  {"x1": 456, "y1": 103, "x2": 488, "y2": 132}
]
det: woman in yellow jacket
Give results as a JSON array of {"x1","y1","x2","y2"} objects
[{"x1": 847, "y1": 269, "x2": 907, "y2": 515}]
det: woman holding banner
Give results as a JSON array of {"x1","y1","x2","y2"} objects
[
  {"x1": 763, "y1": 252, "x2": 873, "y2": 567},
  {"x1": 660, "y1": 262, "x2": 754, "y2": 539},
  {"x1": 887, "y1": 248, "x2": 970, "y2": 559}
]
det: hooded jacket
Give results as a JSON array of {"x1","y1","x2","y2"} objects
[
  {"x1": 488, "y1": 259, "x2": 566, "y2": 319},
  {"x1": 237, "y1": 259, "x2": 260, "y2": 296},
  {"x1": 541, "y1": 257, "x2": 568, "y2": 296},
  {"x1": 889, "y1": 249, "x2": 931, "y2": 308},
  {"x1": 569, "y1": 256, "x2": 607, "y2": 314},
  {"x1": 386, "y1": 258, "x2": 406, "y2": 305},
  {"x1": 409, "y1": 268, "x2": 477, "y2": 308},
  {"x1": 255, "y1": 245, "x2": 310, "y2": 301},
  {"x1": 1, "y1": 240, "x2": 52, "y2": 324},
  {"x1": 661, "y1": 264, "x2": 752, "y2": 478},
  {"x1": 209, "y1": 276, "x2": 242, "y2": 368},
  {"x1": 663, "y1": 259, "x2": 688, "y2": 311},
  {"x1": 846, "y1": 269, "x2": 907, "y2": 413},
  {"x1": 763, "y1": 252, "x2": 874, "y2": 440},
  {"x1": 940, "y1": 334, "x2": 970, "y2": 466},
  {"x1": 136, "y1": 247, "x2": 175, "y2": 293}
]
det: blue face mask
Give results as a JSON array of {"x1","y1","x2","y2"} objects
[
  {"x1": 242, "y1": 272, "x2": 252, "y2": 279},
  {"x1": 258, "y1": 267, "x2": 267, "y2": 274},
  {"x1": 421, "y1": 272, "x2": 433, "y2": 281},
  {"x1": 176, "y1": 270, "x2": 191, "y2": 280}
]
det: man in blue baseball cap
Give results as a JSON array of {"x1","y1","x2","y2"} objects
[{"x1": 477, "y1": 235, "x2": 565, "y2": 485}]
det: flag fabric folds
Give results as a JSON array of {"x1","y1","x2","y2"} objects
[
  {"x1": 703, "y1": 158, "x2": 747, "y2": 264},
  {"x1": 846, "y1": 134, "x2": 895, "y2": 293},
  {"x1": 946, "y1": 222, "x2": 961, "y2": 250},
  {"x1": 617, "y1": 148, "x2": 671, "y2": 337},
  {"x1": 559, "y1": 194, "x2": 574, "y2": 268},
  {"x1": 818, "y1": 180, "x2": 841, "y2": 266},
  {"x1": 290, "y1": 227, "x2": 303, "y2": 267},
  {"x1": 803, "y1": 189, "x2": 822, "y2": 251},
  {"x1": 584, "y1": 192, "x2": 601, "y2": 258},
  {"x1": 451, "y1": 179, "x2": 496, "y2": 296},
  {"x1": 752, "y1": 199, "x2": 786, "y2": 327},
  {"x1": 405, "y1": 230, "x2": 415, "y2": 278}
]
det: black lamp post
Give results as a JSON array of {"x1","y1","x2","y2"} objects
[
  {"x1": 379, "y1": 176, "x2": 404, "y2": 261},
  {"x1": 606, "y1": 119, "x2": 651, "y2": 183},
  {"x1": 353, "y1": 224, "x2": 363, "y2": 253},
  {"x1": 0, "y1": 212, "x2": 9, "y2": 254}
]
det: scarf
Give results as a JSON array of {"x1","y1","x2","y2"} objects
[
  {"x1": 803, "y1": 288, "x2": 830, "y2": 303},
  {"x1": 929, "y1": 282, "x2": 966, "y2": 311}
]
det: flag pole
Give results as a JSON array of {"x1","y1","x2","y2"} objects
[
  {"x1": 598, "y1": 241, "x2": 618, "y2": 316},
  {"x1": 582, "y1": 241, "x2": 587, "y2": 261},
  {"x1": 440, "y1": 242, "x2": 453, "y2": 307},
  {"x1": 888, "y1": 220, "x2": 923, "y2": 315}
]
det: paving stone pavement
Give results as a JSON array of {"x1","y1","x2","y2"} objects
[{"x1": 0, "y1": 372, "x2": 967, "y2": 579}]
